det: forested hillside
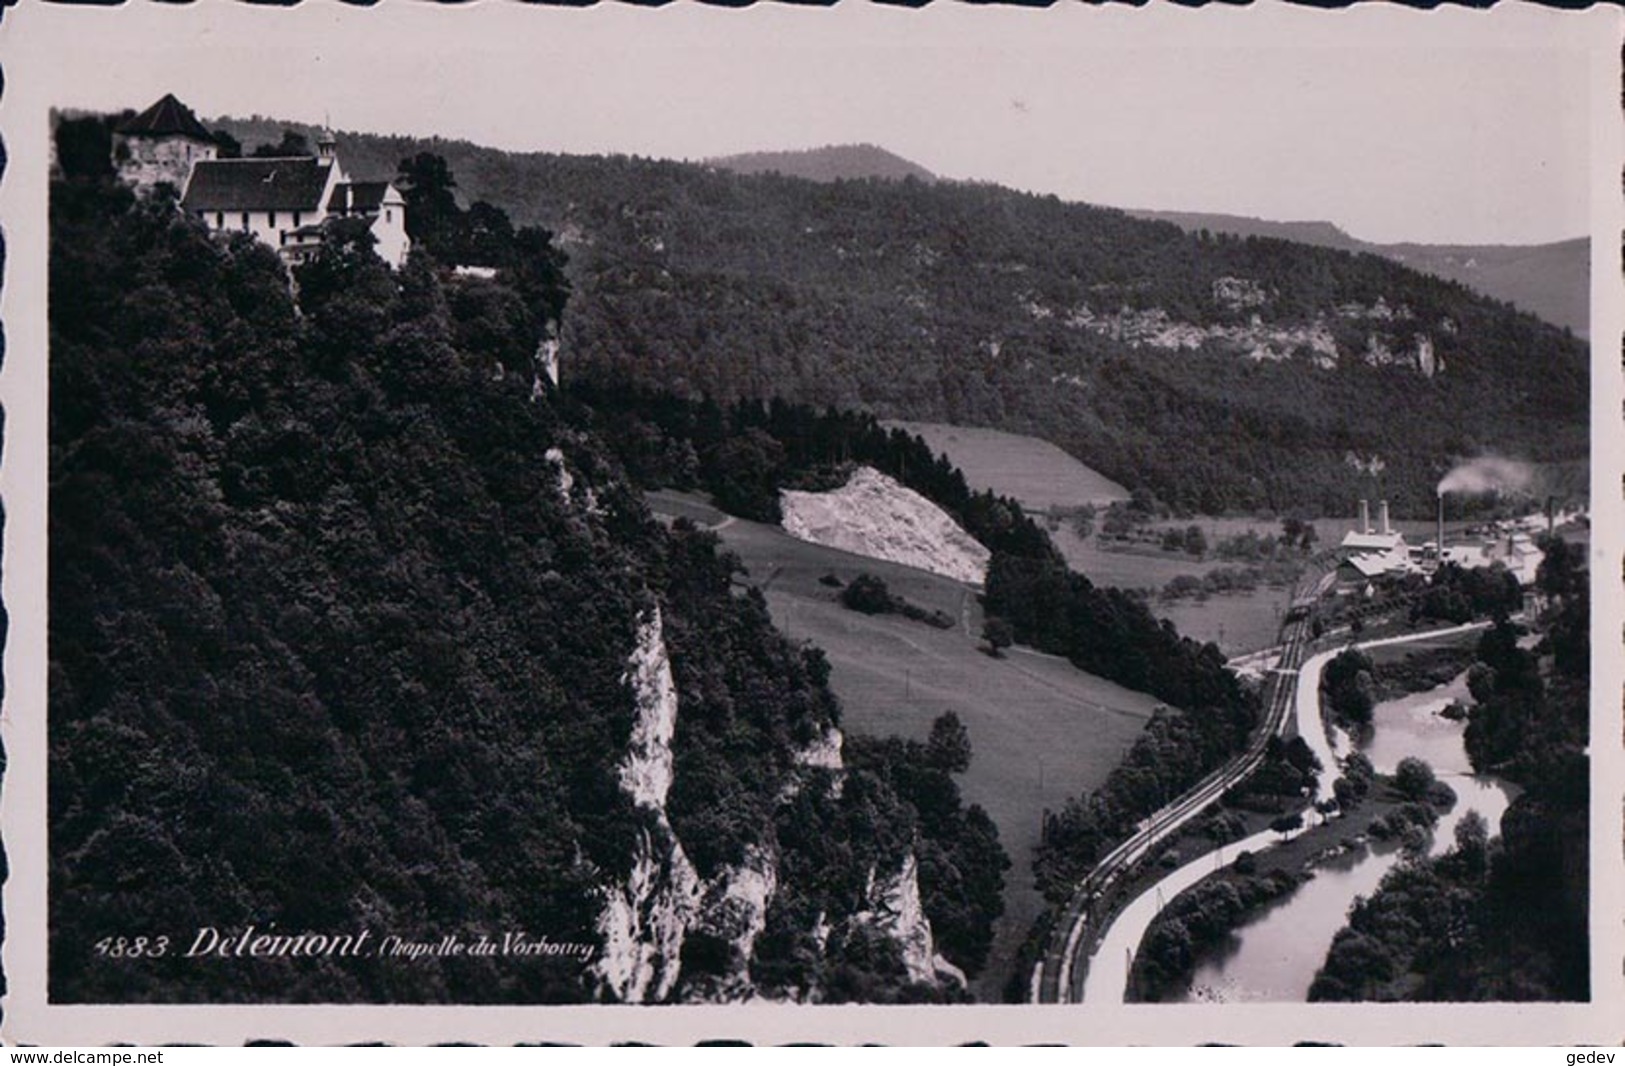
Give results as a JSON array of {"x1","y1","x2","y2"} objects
[
  {"x1": 210, "y1": 118, "x2": 1591, "y2": 518},
  {"x1": 1129, "y1": 209, "x2": 1589, "y2": 340},
  {"x1": 48, "y1": 123, "x2": 1007, "y2": 1005},
  {"x1": 564, "y1": 381, "x2": 1262, "y2": 933}
]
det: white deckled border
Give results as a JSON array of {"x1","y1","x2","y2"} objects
[{"x1": 0, "y1": 0, "x2": 1620, "y2": 1047}]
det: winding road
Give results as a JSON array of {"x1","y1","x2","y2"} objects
[
  {"x1": 1031, "y1": 608, "x2": 1312, "y2": 1003},
  {"x1": 1045, "y1": 618, "x2": 1492, "y2": 1004}
]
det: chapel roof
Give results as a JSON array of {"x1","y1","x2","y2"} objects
[
  {"x1": 327, "y1": 181, "x2": 393, "y2": 214},
  {"x1": 116, "y1": 94, "x2": 214, "y2": 142},
  {"x1": 182, "y1": 158, "x2": 334, "y2": 213}
]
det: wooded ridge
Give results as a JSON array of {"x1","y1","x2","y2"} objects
[{"x1": 213, "y1": 117, "x2": 1589, "y2": 519}]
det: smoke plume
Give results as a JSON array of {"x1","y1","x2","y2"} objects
[{"x1": 1436, "y1": 456, "x2": 1534, "y2": 496}]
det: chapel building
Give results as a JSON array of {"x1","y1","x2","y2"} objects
[{"x1": 113, "y1": 94, "x2": 410, "y2": 270}]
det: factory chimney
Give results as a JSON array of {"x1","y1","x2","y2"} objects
[
  {"x1": 1546, "y1": 495, "x2": 1556, "y2": 536},
  {"x1": 1358, "y1": 499, "x2": 1370, "y2": 535},
  {"x1": 1436, "y1": 493, "x2": 1445, "y2": 566},
  {"x1": 1379, "y1": 500, "x2": 1391, "y2": 536}
]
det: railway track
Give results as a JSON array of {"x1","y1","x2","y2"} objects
[{"x1": 1031, "y1": 563, "x2": 1325, "y2": 1004}]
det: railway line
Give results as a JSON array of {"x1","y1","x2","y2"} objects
[{"x1": 1030, "y1": 561, "x2": 1326, "y2": 1004}]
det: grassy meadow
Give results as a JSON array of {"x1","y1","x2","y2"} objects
[
  {"x1": 645, "y1": 494, "x2": 1161, "y2": 1001},
  {"x1": 718, "y1": 516, "x2": 1161, "y2": 1001},
  {"x1": 885, "y1": 420, "x2": 1130, "y2": 512}
]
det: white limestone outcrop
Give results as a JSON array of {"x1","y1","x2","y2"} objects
[
  {"x1": 593, "y1": 608, "x2": 702, "y2": 1003},
  {"x1": 780, "y1": 467, "x2": 990, "y2": 585}
]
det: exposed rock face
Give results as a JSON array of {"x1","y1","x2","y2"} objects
[
  {"x1": 543, "y1": 445, "x2": 606, "y2": 517},
  {"x1": 1364, "y1": 332, "x2": 1398, "y2": 367},
  {"x1": 1416, "y1": 334, "x2": 1442, "y2": 378},
  {"x1": 593, "y1": 607, "x2": 949, "y2": 1003},
  {"x1": 1212, "y1": 275, "x2": 1269, "y2": 311},
  {"x1": 795, "y1": 724, "x2": 844, "y2": 773},
  {"x1": 1034, "y1": 300, "x2": 1344, "y2": 367},
  {"x1": 594, "y1": 824, "x2": 702, "y2": 1004},
  {"x1": 594, "y1": 607, "x2": 702, "y2": 1003},
  {"x1": 536, "y1": 332, "x2": 561, "y2": 390},
  {"x1": 865, "y1": 854, "x2": 935, "y2": 984},
  {"x1": 1339, "y1": 296, "x2": 1399, "y2": 321},
  {"x1": 544, "y1": 447, "x2": 575, "y2": 507},
  {"x1": 1016, "y1": 287, "x2": 1449, "y2": 376},
  {"x1": 1345, "y1": 451, "x2": 1388, "y2": 477},
  {"x1": 617, "y1": 608, "x2": 678, "y2": 809},
  {"x1": 686, "y1": 846, "x2": 779, "y2": 1001},
  {"x1": 1365, "y1": 332, "x2": 1443, "y2": 377},
  {"x1": 786, "y1": 724, "x2": 846, "y2": 800},
  {"x1": 780, "y1": 466, "x2": 990, "y2": 585},
  {"x1": 850, "y1": 853, "x2": 963, "y2": 988}
]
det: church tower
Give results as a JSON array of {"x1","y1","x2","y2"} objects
[{"x1": 112, "y1": 93, "x2": 218, "y2": 197}]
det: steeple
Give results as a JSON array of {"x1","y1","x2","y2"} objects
[{"x1": 317, "y1": 127, "x2": 337, "y2": 163}]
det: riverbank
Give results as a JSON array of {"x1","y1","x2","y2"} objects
[
  {"x1": 1130, "y1": 630, "x2": 1507, "y2": 1004},
  {"x1": 1128, "y1": 772, "x2": 1453, "y2": 1002},
  {"x1": 1057, "y1": 621, "x2": 1490, "y2": 1004}
]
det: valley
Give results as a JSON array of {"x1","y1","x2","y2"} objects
[
  {"x1": 884, "y1": 421, "x2": 1303, "y2": 656},
  {"x1": 211, "y1": 117, "x2": 1591, "y2": 519},
  {"x1": 40, "y1": 35, "x2": 1596, "y2": 1025},
  {"x1": 648, "y1": 491, "x2": 1162, "y2": 1001}
]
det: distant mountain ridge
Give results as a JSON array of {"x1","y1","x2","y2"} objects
[
  {"x1": 707, "y1": 144, "x2": 937, "y2": 184},
  {"x1": 205, "y1": 116, "x2": 1585, "y2": 340},
  {"x1": 1126, "y1": 209, "x2": 1588, "y2": 338}
]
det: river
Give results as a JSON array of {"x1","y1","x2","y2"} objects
[{"x1": 1172, "y1": 668, "x2": 1513, "y2": 1003}]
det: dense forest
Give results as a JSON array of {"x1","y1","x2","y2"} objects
[
  {"x1": 213, "y1": 118, "x2": 1591, "y2": 518},
  {"x1": 48, "y1": 121, "x2": 1007, "y2": 1004},
  {"x1": 1309, "y1": 541, "x2": 1589, "y2": 1001}
]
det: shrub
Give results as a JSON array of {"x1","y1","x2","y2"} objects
[
  {"x1": 840, "y1": 573, "x2": 894, "y2": 614},
  {"x1": 1394, "y1": 757, "x2": 1436, "y2": 802}
]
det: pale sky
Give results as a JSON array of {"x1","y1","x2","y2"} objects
[{"x1": 1, "y1": 1, "x2": 1608, "y2": 245}]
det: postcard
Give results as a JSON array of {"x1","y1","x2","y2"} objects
[{"x1": 1, "y1": 0, "x2": 1619, "y2": 1046}]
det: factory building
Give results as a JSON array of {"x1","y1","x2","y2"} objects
[
  {"x1": 1336, "y1": 499, "x2": 1418, "y2": 588},
  {"x1": 1338, "y1": 493, "x2": 1553, "y2": 599}
]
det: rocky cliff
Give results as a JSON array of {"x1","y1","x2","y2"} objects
[
  {"x1": 47, "y1": 158, "x2": 1002, "y2": 1005},
  {"x1": 592, "y1": 606, "x2": 959, "y2": 1003},
  {"x1": 1026, "y1": 287, "x2": 1447, "y2": 377}
]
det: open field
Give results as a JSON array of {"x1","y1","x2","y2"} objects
[
  {"x1": 644, "y1": 488, "x2": 730, "y2": 527},
  {"x1": 886, "y1": 420, "x2": 1130, "y2": 512},
  {"x1": 1050, "y1": 526, "x2": 1235, "y2": 586},
  {"x1": 1047, "y1": 527, "x2": 1292, "y2": 657},
  {"x1": 716, "y1": 515, "x2": 977, "y2": 624},
  {"x1": 680, "y1": 505, "x2": 1161, "y2": 1001},
  {"x1": 1156, "y1": 591, "x2": 1290, "y2": 657}
]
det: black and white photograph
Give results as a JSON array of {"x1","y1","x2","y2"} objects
[{"x1": 1, "y1": 0, "x2": 1619, "y2": 1045}]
